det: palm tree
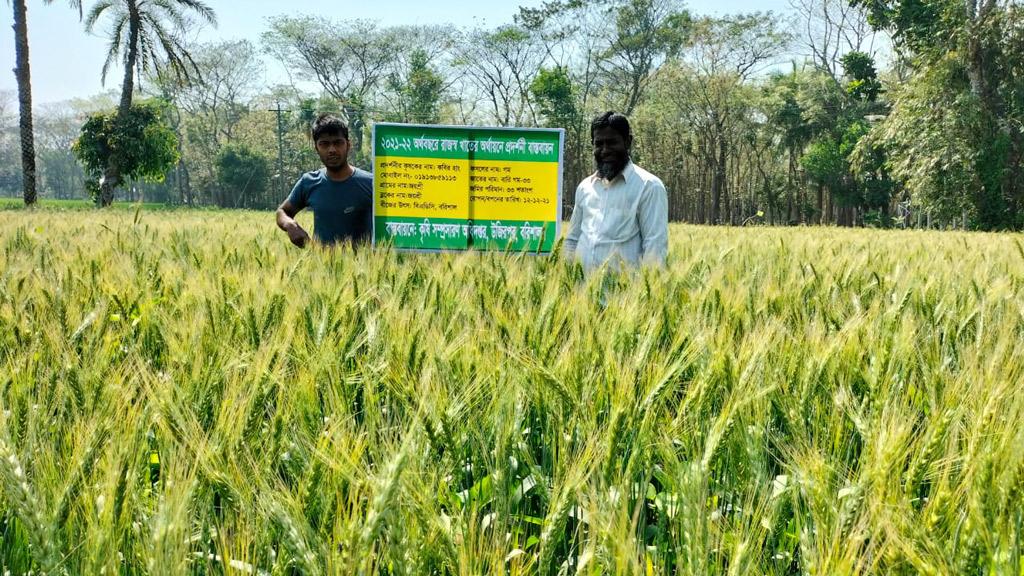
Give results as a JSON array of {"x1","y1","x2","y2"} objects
[
  {"x1": 10, "y1": 0, "x2": 81, "y2": 206},
  {"x1": 85, "y1": 0, "x2": 216, "y2": 206}
]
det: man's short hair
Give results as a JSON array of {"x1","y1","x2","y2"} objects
[
  {"x1": 591, "y1": 111, "x2": 631, "y2": 142},
  {"x1": 312, "y1": 113, "x2": 349, "y2": 142}
]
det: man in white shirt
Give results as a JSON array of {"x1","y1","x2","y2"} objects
[{"x1": 564, "y1": 111, "x2": 668, "y2": 271}]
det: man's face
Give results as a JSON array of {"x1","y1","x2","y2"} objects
[
  {"x1": 592, "y1": 126, "x2": 631, "y2": 180},
  {"x1": 315, "y1": 133, "x2": 350, "y2": 170}
]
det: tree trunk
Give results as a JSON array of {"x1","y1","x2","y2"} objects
[
  {"x1": 826, "y1": 188, "x2": 834, "y2": 226},
  {"x1": 711, "y1": 138, "x2": 727, "y2": 225},
  {"x1": 965, "y1": 0, "x2": 998, "y2": 105},
  {"x1": 176, "y1": 158, "x2": 192, "y2": 205},
  {"x1": 698, "y1": 170, "x2": 706, "y2": 224},
  {"x1": 728, "y1": 148, "x2": 739, "y2": 225},
  {"x1": 12, "y1": 0, "x2": 37, "y2": 207},
  {"x1": 799, "y1": 174, "x2": 807, "y2": 224},
  {"x1": 787, "y1": 149, "x2": 795, "y2": 224},
  {"x1": 816, "y1": 184, "x2": 824, "y2": 225},
  {"x1": 171, "y1": 111, "x2": 191, "y2": 206},
  {"x1": 1006, "y1": 128, "x2": 1023, "y2": 222},
  {"x1": 750, "y1": 160, "x2": 759, "y2": 223},
  {"x1": 965, "y1": 0, "x2": 1014, "y2": 226},
  {"x1": 99, "y1": 0, "x2": 141, "y2": 207}
]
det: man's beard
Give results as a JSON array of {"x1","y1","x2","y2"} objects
[{"x1": 596, "y1": 158, "x2": 627, "y2": 180}]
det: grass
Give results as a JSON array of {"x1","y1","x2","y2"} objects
[
  {"x1": 0, "y1": 197, "x2": 189, "y2": 211},
  {"x1": 1, "y1": 209, "x2": 1023, "y2": 574}
]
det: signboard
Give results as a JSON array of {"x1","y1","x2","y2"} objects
[{"x1": 371, "y1": 123, "x2": 564, "y2": 252}]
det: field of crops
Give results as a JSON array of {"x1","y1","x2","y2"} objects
[
  {"x1": 1, "y1": 210, "x2": 1023, "y2": 575},
  {"x1": 0, "y1": 198, "x2": 176, "y2": 212}
]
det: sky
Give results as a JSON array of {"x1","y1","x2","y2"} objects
[{"x1": 0, "y1": 0, "x2": 792, "y2": 106}]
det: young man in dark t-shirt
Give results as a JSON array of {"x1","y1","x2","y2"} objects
[{"x1": 275, "y1": 114, "x2": 373, "y2": 247}]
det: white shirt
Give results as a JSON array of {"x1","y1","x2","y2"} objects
[{"x1": 564, "y1": 161, "x2": 668, "y2": 271}]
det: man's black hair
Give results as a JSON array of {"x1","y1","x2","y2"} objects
[
  {"x1": 590, "y1": 111, "x2": 631, "y2": 142},
  {"x1": 312, "y1": 113, "x2": 349, "y2": 142}
]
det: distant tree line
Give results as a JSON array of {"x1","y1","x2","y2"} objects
[{"x1": 4, "y1": 0, "x2": 1022, "y2": 230}]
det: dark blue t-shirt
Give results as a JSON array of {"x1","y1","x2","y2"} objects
[{"x1": 287, "y1": 168, "x2": 373, "y2": 245}]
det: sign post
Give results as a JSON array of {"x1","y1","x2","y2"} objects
[{"x1": 372, "y1": 123, "x2": 565, "y2": 253}]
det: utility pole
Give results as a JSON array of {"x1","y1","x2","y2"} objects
[{"x1": 269, "y1": 101, "x2": 287, "y2": 200}]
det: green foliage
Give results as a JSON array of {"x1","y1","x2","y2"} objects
[
  {"x1": 764, "y1": 70, "x2": 815, "y2": 151},
  {"x1": 515, "y1": 0, "x2": 588, "y2": 30},
  {"x1": 23, "y1": 2, "x2": 1024, "y2": 227},
  {"x1": 801, "y1": 137, "x2": 846, "y2": 189},
  {"x1": 838, "y1": 120, "x2": 869, "y2": 158},
  {"x1": 9, "y1": 6, "x2": 900, "y2": 224},
  {"x1": 785, "y1": 49, "x2": 892, "y2": 221},
  {"x1": 850, "y1": 0, "x2": 957, "y2": 54},
  {"x1": 795, "y1": 69, "x2": 849, "y2": 136},
  {"x1": 530, "y1": 66, "x2": 578, "y2": 129},
  {"x1": 387, "y1": 49, "x2": 444, "y2": 124},
  {"x1": 488, "y1": 25, "x2": 531, "y2": 45},
  {"x1": 611, "y1": 0, "x2": 691, "y2": 58},
  {"x1": 800, "y1": 95, "x2": 860, "y2": 207},
  {"x1": 852, "y1": 1, "x2": 1024, "y2": 229},
  {"x1": 841, "y1": 51, "x2": 882, "y2": 102},
  {"x1": 262, "y1": 16, "x2": 397, "y2": 158},
  {"x1": 846, "y1": 121, "x2": 894, "y2": 215},
  {"x1": 858, "y1": 54, "x2": 1014, "y2": 227},
  {"x1": 601, "y1": 0, "x2": 693, "y2": 114},
  {"x1": 72, "y1": 100, "x2": 179, "y2": 196},
  {"x1": 802, "y1": 118, "x2": 891, "y2": 215},
  {"x1": 215, "y1": 143, "x2": 270, "y2": 208},
  {"x1": 405, "y1": 50, "x2": 444, "y2": 124}
]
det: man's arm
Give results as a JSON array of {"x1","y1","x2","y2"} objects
[
  {"x1": 638, "y1": 180, "x2": 668, "y2": 266},
  {"x1": 276, "y1": 198, "x2": 311, "y2": 248},
  {"x1": 563, "y1": 185, "x2": 584, "y2": 259}
]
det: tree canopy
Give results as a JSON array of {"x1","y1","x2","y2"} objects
[
  {"x1": 3, "y1": 0, "x2": 1021, "y2": 230},
  {"x1": 72, "y1": 99, "x2": 178, "y2": 199}
]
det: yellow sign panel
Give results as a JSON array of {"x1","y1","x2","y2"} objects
[
  {"x1": 375, "y1": 157, "x2": 471, "y2": 220},
  {"x1": 468, "y1": 160, "x2": 559, "y2": 221}
]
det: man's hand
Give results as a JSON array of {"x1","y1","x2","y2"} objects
[
  {"x1": 276, "y1": 199, "x2": 310, "y2": 248},
  {"x1": 285, "y1": 222, "x2": 311, "y2": 248}
]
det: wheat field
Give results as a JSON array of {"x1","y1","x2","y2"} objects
[{"x1": 1, "y1": 209, "x2": 1022, "y2": 575}]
